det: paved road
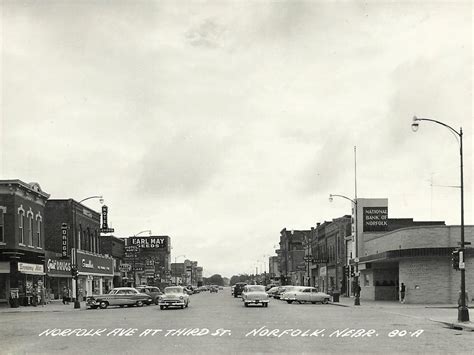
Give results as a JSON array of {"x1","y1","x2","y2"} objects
[{"x1": 1, "y1": 289, "x2": 472, "y2": 354}]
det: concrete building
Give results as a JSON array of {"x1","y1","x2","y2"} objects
[
  {"x1": 100, "y1": 235, "x2": 125, "y2": 287},
  {"x1": 0, "y1": 180, "x2": 50, "y2": 306}
]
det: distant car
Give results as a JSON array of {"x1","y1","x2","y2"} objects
[
  {"x1": 282, "y1": 287, "x2": 331, "y2": 304},
  {"x1": 266, "y1": 286, "x2": 280, "y2": 298},
  {"x1": 86, "y1": 287, "x2": 152, "y2": 309},
  {"x1": 265, "y1": 284, "x2": 278, "y2": 291},
  {"x1": 158, "y1": 286, "x2": 190, "y2": 310},
  {"x1": 242, "y1": 285, "x2": 269, "y2": 307},
  {"x1": 233, "y1": 282, "x2": 247, "y2": 298},
  {"x1": 184, "y1": 287, "x2": 193, "y2": 295},
  {"x1": 231, "y1": 285, "x2": 235, "y2": 295},
  {"x1": 135, "y1": 286, "x2": 163, "y2": 305},
  {"x1": 210, "y1": 286, "x2": 218, "y2": 293}
]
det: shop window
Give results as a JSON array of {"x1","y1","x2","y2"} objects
[
  {"x1": 0, "y1": 207, "x2": 5, "y2": 243},
  {"x1": 364, "y1": 274, "x2": 370, "y2": 286}
]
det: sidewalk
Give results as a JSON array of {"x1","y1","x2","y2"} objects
[
  {"x1": 332, "y1": 296, "x2": 474, "y2": 331},
  {"x1": 0, "y1": 300, "x2": 88, "y2": 313}
]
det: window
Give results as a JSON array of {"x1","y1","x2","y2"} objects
[
  {"x1": 36, "y1": 218, "x2": 42, "y2": 247},
  {"x1": 28, "y1": 216, "x2": 33, "y2": 246},
  {"x1": 19, "y1": 211, "x2": 25, "y2": 244},
  {"x1": 0, "y1": 207, "x2": 5, "y2": 243}
]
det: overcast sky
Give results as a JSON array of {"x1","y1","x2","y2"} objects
[{"x1": 1, "y1": 0, "x2": 472, "y2": 278}]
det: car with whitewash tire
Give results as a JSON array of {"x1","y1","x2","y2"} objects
[
  {"x1": 86, "y1": 287, "x2": 153, "y2": 309},
  {"x1": 282, "y1": 287, "x2": 331, "y2": 304},
  {"x1": 158, "y1": 286, "x2": 190, "y2": 310},
  {"x1": 241, "y1": 285, "x2": 269, "y2": 307}
]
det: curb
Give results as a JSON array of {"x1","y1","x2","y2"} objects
[{"x1": 429, "y1": 318, "x2": 474, "y2": 331}]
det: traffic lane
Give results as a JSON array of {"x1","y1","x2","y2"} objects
[{"x1": 1, "y1": 292, "x2": 472, "y2": 354}]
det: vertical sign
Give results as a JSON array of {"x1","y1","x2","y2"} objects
[
  {"x1": 61, "y1": 223, "x2": 68, "y2": 259},
  {"x1": 101, "y1": 205, "x2": 108, "y2": 229}
]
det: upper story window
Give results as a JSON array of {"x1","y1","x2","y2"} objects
[
  {"x1": 0, "y1": 207, "x2": 6, "y2": 243},
  {"x1": 18, "y1": 206, "x2": 25, "y2": 244},
  {"x1": 36, "y1": 213, "x2": 42, "y2": 248},
  {"x1": 28, "y1": 215, "x2": 33, "y2": 246}
]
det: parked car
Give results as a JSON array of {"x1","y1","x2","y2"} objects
[
  {"x1": 86, "y1": 287, "x2": 153, "y2": 309},
  {"x1": 183, "y1": 287, "x2": 193, "y2": 295},
  {"x1": 233, "y1": 282, "x2": 247, "y2": 298},
  {"x1": 210, "y1": 286, "x2": 218, "y2": 293},
  {"x1": 282, "y1": 287, "x2": 331, "y2": 304},
  {"x1": 158, "y1": 286, "x2": 190, "y2": 310},
  {"x1": 265, "y1": 284, "x2": 278, "y2": 292},
  {"x1": 135, "y1": 286, "x2": 162, "y2": 305},
  {"x1": 280, "y1": 286, "x2": 307, "y2": 302},
  {"x1": 241, "y1": 285, "x2": 269, "y2": 307},
  {"x1": 273, "y1": 286, "x2": 296, "y2": 300},
  {"x1": 266, "y1": 286, "x2": 280, "y2": 298}
]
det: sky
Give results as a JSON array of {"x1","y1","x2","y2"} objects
[{"x1": 1, "y1": 0, "x2": 472, "y2": 278}]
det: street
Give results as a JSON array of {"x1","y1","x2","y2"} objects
[{"x1": 1, "y1": 288, "x2": 472, "y2": 354}]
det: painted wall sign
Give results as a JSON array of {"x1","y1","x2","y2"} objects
[{"x1": 363, "y1": 207, "x2": 388, "y2": 232}]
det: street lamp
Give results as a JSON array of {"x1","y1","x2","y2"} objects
[
  {"x1": 411, "y1": 115, "x2": 469, "y2": 322},
  {"x1": 174, "y1": 254, "x2": 186, "y2": 285},
  {"x1": 132, "y1": 230, "x2": 151, "y2": 287},
  {"x1": 73, "y1": 195, "x2": 103, "y2": 309},
  {"x1": 329, "y1": 193, "x2": 360, "y2": 306}
]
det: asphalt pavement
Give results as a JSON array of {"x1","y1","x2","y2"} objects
[{"x1": 1, "y1": 288, "x2": 473, "y2": 354}]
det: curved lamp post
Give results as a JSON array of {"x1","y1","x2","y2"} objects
[
  {"x1": 329, "y1": 193, "x2": 360, "y2": 306},
  {"x1": 412, "y1": 115, "x2": 469, "y2": 322},
  {"x1": 174, "y1": 254, "x2": 186, "y2": 285},
  {"x1": 73, "y1": 195, "x2": 103, "y2": 309}
]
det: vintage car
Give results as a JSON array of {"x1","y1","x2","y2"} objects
[
  {"x1": 282, "y1": 287, "x2": 331, "y2": 304},
  {"x1": 86, "y1": 287, "x2": 153, "y2": 309},
  {"x1": 158, "y1": 286, "x2": 190, "y2": 310},
  {"x1": 273, "y1": 285, "x2": 297, "y2": 299},
  {"x1": 233, "y1": 282, "x2": 247, "y2": 298},
  {"x1": 266, "y1": 286, "x2": 280, "y2": 298},
  {"x1": 135, "y1": 286, "x2": 163, "y2": 305},
  {"x1": 241, "y1": 285, "x2": 269, "y2": 307}
]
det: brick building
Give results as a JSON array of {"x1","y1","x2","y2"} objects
[
  {"x1": 44, "y1": 199, "x2": 114, "y2": 301},
  {"x1": 279, "y1": 228, "x2": 309, "y2": 285},
  {"x1": 0, "y1": 180, "x2": 50, "y2": 306}
]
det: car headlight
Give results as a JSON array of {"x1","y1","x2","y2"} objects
[{"x1": 179, "y1": 296, "x2": 184, "y2": 300}]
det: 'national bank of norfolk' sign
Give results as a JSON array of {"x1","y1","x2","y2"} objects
[{"x1": 363, "y1": 207, "x2": 388, "y2": 232}]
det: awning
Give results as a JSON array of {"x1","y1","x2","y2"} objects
[{"x1": 46, "y1": 274, "x2": 72, "y2": 278}]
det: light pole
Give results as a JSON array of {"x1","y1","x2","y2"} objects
[
  {"x1": 174, "y1": 254, "x2": 186, "y2": 285},
  {"x1": 411, "y1": 116, "x2": 469, "y2": 322},
  {"x1": 73, "y1": 195, "x2": 103, "y2": 309},
  {"x1": 131, "y1": 230, "x2": 151, "y2": 287},
  {"x1": 329, "y1": 193, "x2": 360, "y2": 306}
]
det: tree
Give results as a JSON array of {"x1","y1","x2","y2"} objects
[{"x1": 206, "y1": 274, "x2": 224, "y2": 286}]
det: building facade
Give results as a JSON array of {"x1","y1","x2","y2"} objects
[
  {"x1": 0, "y1": 180, "x2": 50, "y2": 306},
  {"x1": 100, "y1": 235, "x2": 125, "y2": 287},
  {"x1": 44, "y1": 199, "x2": 113, "y2": 301},
  {"x1": 279, "y1": 229, "x2": 308, "y2": 285}
]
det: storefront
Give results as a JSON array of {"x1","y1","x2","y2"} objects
[
  {"x1": 0, "y1": 262, "x2": 10, "y2": 304},
  {"x1": 15, "y1": 262, "x2": 46, "y2": 306},
  {"x1": 44, "y1": 252, "x2": 72, "y2": 301},
  {"x1": 72, "y1": 250, "x2": 114, "y2": 300}
]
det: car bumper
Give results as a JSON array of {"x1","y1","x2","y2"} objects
[
  {"x1": 158, "y1": 300, "x2": 186, "y2": 306},
  {"x1": 244, "y1": 299, "x2": 269, "y2": 304}
]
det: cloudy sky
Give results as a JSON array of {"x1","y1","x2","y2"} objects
[{"x1": 1, "y1": 0, "x2": 472, "y2": 278}]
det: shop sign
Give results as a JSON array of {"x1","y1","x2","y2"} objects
[
  {"x1": 129, "y1": 236, "x2": 168, "y2": 249},
  {"x1": 61, "y1": 223, "x2": 68, "y2": 258},
  {"x1": 101, "y1": 205, "x2": 108, "y2": 229},
  {"x1": 320, "y1": 266, "x2": 327, "y2": 276},
  {"x1": 76, "y1": 250, "x2": 114, "y2": 276},
  {"x1": 363, "y1": 207, "x2": 388, "y2": 232},
  {"x1": 18, "y1": 262, "x2": 44, "y2": 275},
  {"x1": 46, "y1": 258, "x2": 71, "y2": 275},
  {"x1": 119, "y1": 264, "x2": 131, "y2": 272}
]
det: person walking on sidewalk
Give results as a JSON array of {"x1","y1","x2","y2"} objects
[
  {"x1": 62, "y1": 287, "x2": 69, "y2": 305},
  {"x1": 31, "y1": 286, "x2": 38, "y2": 307},
  {"x1": 400, "y1": 283, "x2": 406, "y2": 304}
]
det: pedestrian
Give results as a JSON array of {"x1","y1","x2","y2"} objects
[
  {"x1": 31, "y1": 286, "x2": 38, "y2": 307},
  {"x1": 400, "y1": 283, "x2": 406, "y2": 304},
  {"x1": 62, "y1": 286, "x2": 69, "y2": 305},
  {"x1": 355, "y1": 283, "x2": 361, "y2": 298}
]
